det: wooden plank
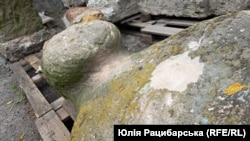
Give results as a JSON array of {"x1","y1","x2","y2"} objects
[
  {"x1": 51, "y1": 97, "x2": 71, "y2": 121},
  {"x1": 51, "y1": 97, "x2": 65, "y2": 111},
  {"x1": 35, "y1": 110, "x2": 70, "y2": 141},
  {"x1": 31, "y1": 74, "x2": 43, "y2": 84},
  {"x1": 10, "y1": 62, "x2": 52, "y2": 118},
  {"x1": 157, "y1": 19, "x2": 198, "y2": 27},
  {"x1": 63, "y1": 100, "x2": 77, "y2": 121},
  {"x1": 128, "y1": 20, "x2": 157, "y2": 28},
  {"x1": 141, "y1": 25, "x2": 184, "y2": 36},
  {"x1": 24, "y1": 54, "x2": 41, "y2": 71},
  {"x1": 120, "y1": 14, "x2": 141, "y2": 24},
  {"x1": 19, "y1": 59, "x2": 27, "y2": 66},
  {"x1": 56, "y1": 107, "x2": 70, "y2": 121}
]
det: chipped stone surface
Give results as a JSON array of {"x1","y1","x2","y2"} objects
[
  {"x1": 150, "y1": 51, "x2": 204, "y2": 92},
  {"x1": 42, "y1": 11, "x2": 250, "y2": 140},
  {"x1": 87, "y1": 0, "x2": 140, "y2": 22},
  {"x1": 0, "y1": 29, "x2": 54, "y2": 62}
]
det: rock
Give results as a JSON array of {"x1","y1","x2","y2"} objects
[
  {"x1": 139, "y1": 0, "x2": 210, "y2": 18},
  {"x1": 32, "y1": 0, "x2": 65, "y2": 13},
  {"x1": 121, "y1": 33, "x2": 153, "y2": 52},
  {"x1": 87, "y1": 0, "x2": 140, "y2": 22},
  {"x1": 41, "y1": 20, "x2": 122, "y2": 91},
  {"x1": 38, "y1": 12, "x2": 54, "y2": 25},
  {"x1": 138, "y1": 0, "x2": 250, "y2": 18},
  {"x1": 61, "y1": 0, "x2": 88, "y2": 8},
  {"x1": 0, "y1": 0, "x2": 43, "y2": 42},
  {"x1": 0, "y1": 29, "x2": 54, "y2": 62},
  {"x1": 209, "y1": 0, "x2": 250, "y2": 16},
  {"x1": 42, "y1": 10, "x2": 250, "y2": 140},
  {"x1": 62, "y1": 7, "x2": 104, "y2": 27}
]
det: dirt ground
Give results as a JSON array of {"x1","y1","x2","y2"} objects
[{"x1": 0, "y1": 56, "x2": 42, "y2": 141}]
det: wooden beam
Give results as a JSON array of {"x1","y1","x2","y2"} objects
[
  {"x1": 10, "y1": 62, "x2": 52, "y2": 118},
  {"x1": 24, "y1": 54, "x2": 41, "y2": 71},
  {"x1": 51, "y1": 97, "x2": 65, "y2": 111},
  {"x1": 141, "y1": 25, "x2": 183, "y2": 36},
  {"x1": 35, "y1": 110, "x2": 70, "y2": 141},
  {"x1": 120, "y1": 14, "x2": 141, "y2": 24},
  {"x1": 128, "y1": 20, "x2": 157, "y2": 28},
  {"x1": 56, "y1": 107, "x2": 70, "y2": 121},
  {"x1": 157, "y1": 19, "x2": 198, "y2": 27},
  {"x1": 63, "y1": 100, "x2": 77, "y2": 121},
  {"x1": 31, "y1": 74, "x2": 43, "y2": 84}
]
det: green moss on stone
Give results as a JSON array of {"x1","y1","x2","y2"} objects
[{"x1": 0, "y1": 0, "x2": 42, "y2": 42}]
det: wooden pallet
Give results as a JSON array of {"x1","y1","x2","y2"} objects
[
  {"x1": 120, "y1": 13, "x2": 199, "y2": 37},
  {"x1": 10, "y1": 52, "x2": 77, "y2": 141}
]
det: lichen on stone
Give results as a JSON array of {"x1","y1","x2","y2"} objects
[{"x1": 224, "y1": 82, "x2": 247, "y2": 96}]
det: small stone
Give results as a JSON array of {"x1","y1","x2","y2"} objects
[
  {"x1": 62, "y1": 7, "x2": 104, "y2": 28},
  {"x1": 208, "y1": 107, "x2": 215, "y2": 111},
  {"x1": 240, "y1": 29, "x2": 245, "y2": 32},
  {"x1": 200, "y1": 118, "x2": 209, "y2": 125},
  {"x1": 208, "y1": 41, "x2": 214, "y2": 44},
  {"x1": 217, "y1": 96, "x2": 225, "y2": 100},
  {"x1": 190, "y1": 109, "x2": 194, "y2": 113}
]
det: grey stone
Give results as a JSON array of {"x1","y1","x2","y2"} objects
[
  {"x1": 138, "y1": 0, "x2": 210, "y2": 18},
  {"x1": 121, "y1": 33, "x2": 152, "y2": 52},
  {"x1": 0, "y1": 29, "x2": 54, "y2": 62},
  {"x1": 138, "y1": 0, "x2": 250, "y2": 18},
  {"x1": 42, "y1": 10, "x2": 250, "y2": 140},
  {"x1": 209, "y1": 0, "x2": 250, "y2": 15},
  {"x1": 41, "y1": 20, "x2": 121, "y2": 89},
  {"x1": 32, "y1": 0, "x2": 65, "y2": 13},
  {"x1": 61, "y1": 0, "x2": 88, "y2": 8},
  {"x1": 87, "y1": 0, "x2": 140, "y2": 22}
]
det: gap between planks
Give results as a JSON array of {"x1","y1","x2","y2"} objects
[{"x1": 10, "y1": 53, "x2": 78, "y2": 141}]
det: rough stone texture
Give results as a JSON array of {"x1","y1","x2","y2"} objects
[
  {"x1": 32, "y1": 0, "x2": 65, "y2": 13},
  {"x1": 61, "y1": 0, "x2": 88, "y2": 7},
  {"x1": 87, "y1": 0, "x2": 140, "y2": 22},
  {"x1": 138, "y1": 0, "x2": 210, "y2": 18},
  {"x1": 138, "y1": 0, "x2": 250, "y2": 18},
  {"x1": 41, "y1": 20, "x2": 122, "y2": 98},
  {"x1": 62, "y1": 7, "x2": 104, "y2": 28},
  {"x1": 42, "y1": 10, "x2": 250, "y2": 140},
  {"x1": 0, "y1": 29, "x2": 54, "y2": 62},
  {"x1": 210, "y1": 0, "x2": 250, "y2": 15},
  {"x1": 0, "y1": 0, "x2": 43, "y2": 42},
  {"x1": 121, "y1": 33, "x2": 153, "y2": 52}
]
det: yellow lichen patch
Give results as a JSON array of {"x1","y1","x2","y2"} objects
[
  {"x1": 70, "y1": 62, "x2": 155, "y2": 141},
  {"x1": 224, "y1": 82, "x2": 246, "y2": 96}
]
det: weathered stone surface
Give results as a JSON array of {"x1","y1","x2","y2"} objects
[
  {"x1": 87, "y1": 0, "x2": 140, "y2": 22},
  {"x1": 210, "y1": 0, "x2": 250, "y2": 15},
  {"x1": 61, "y1": 0, "x2": 88, "y2": 8},
  {"x1": 0, "y1": 29, "x2": 54, "y2": 62},
  {"x1": 32, "y1": 0, "x2": 65, "y2": 13},
  {"x1": 121, "y1": 33, "x2": 152, "y2": 52},
  {"x1": 41, "y1": 20, "x2": 121, "y2": 94},
  {"x1": 42, "y1": 10, "x2": 250, "y2": 140},
  {"x1": 139, "y1": 0, "x2": 210, "y2": 18},
  {"x1": 138, "y1": 0, "x2": 250, "y2": 18},
  {"x1": 0, "y1": 0, "x2": 43, "y2": 42},
  {"x1": 62, "y1": 7, "x2": 104, "y2": 27}
]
